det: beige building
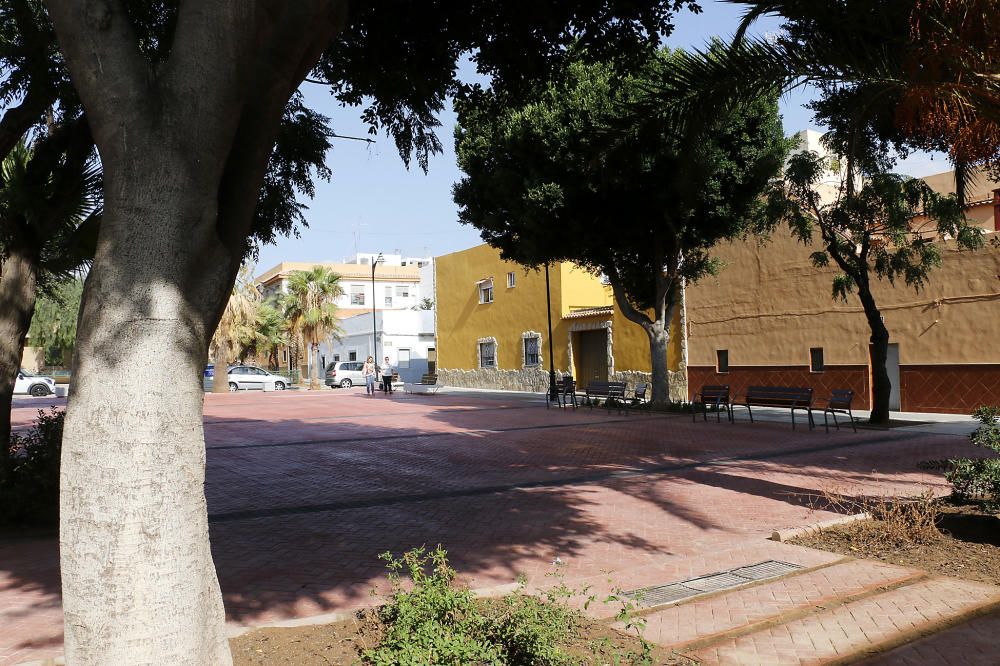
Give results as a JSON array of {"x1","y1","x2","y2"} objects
[{"x1": 686, "y1": 169, "x2": 1000, "y2": 414}]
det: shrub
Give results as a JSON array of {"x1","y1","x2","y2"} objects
[
  {"x1": 945, "y1": 406, "x2": 1000, "y2": 509},
  {"x1": 0, "y1": 408, "x2": 64, "y2": 526},
  {"x1": 362, "y1": 546, "x2": 652, "y2": 666}
]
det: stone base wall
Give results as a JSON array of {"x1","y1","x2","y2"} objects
[
  {"x1": 612, "y1": 369, "x2": 688, "y2": 402},
  {"x1": 438, "y1": 368, "x2": 569, "y2": 393}
]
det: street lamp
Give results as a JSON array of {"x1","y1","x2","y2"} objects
[
  {"x1": 544, "y1": 263, "x2": 559, "y2": 404},
  {"x1": 371, "y1": 252, "x2": 384, "y2": 363}
]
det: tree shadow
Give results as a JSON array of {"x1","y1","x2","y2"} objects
[{"x1": 0, "y1": 390, "x2": 976, "y2": 659}]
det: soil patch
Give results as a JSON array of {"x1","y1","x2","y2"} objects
[
  {"x1": 792, "y1": 502, "x2": 1000, "y2": 585},
  {"x1": 231, "y1": 606, "x2": 675, "y2": 665}
]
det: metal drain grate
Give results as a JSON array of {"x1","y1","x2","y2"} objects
[{"x1": 623, "y1": 560, "x2": 803, "y2": 608}]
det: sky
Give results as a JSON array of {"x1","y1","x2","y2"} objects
[{"x1": 255, "y1": 1, "x2": 951, "y2": 271}]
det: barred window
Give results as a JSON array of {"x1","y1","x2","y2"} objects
[
  {"x1": 479, "y1": 342, "x2": 496, "y2": 368},
  {"x1": 523, "y1": 336, "x2": 540, "y2": 367}
]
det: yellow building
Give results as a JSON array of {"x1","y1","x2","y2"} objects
[
  {"x1": 686, "y1": 170, "x2": 1000, "y2": 414},
  {"x1": 435, "y1": 244, "x2": 684, "y2": 397}
]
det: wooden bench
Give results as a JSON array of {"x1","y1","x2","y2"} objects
[
  {"x1": 582, "y1": 381, "x2": 628, "y2": 413},
  {"x1": 822, "y1": 389, "x2": 857, "y2": 433},
  {"x1": 692, "y1": 384, "x2": 732, "y2": 423},
  {"x1": 733, "y1": 386, "x2": 815, "y2": 430},
  {"x1": 404, "y1": 373, "x2": 441, "y2": 395},
  {"x1": 546, "y1": 376, "x2": 578, "y2": 409}
]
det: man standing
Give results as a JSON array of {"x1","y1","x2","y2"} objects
[{"x1": 380, "y1": 356, "x2": 394, "y2": 394}]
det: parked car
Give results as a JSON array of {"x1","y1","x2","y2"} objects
[
  {"x1": 226, "y1": 365, "x2": 290, "y2": 391},
  {"x1": 15, "y1": 369, "x2": 56, "y2": 396},
  {"x1": 325, "y1": 360, "x2": 365, "y2": 388}
]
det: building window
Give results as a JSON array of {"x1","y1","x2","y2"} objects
[
  {"x1": 716, "y1": 349, "x2": 729, "y2": 373},
  {"x1": 350, "y1": 284, "x2": 365, "y2": 306},
  {"x1": 478, "y1": 339, "x2": 497, "y2": 368},
  {"x1": 507, "y1": 272, "x2": 516, "y2": 288},
  {"x1": 396, "y1": 285, "x2": 410, "y2": 298},
  {"x1": 333, "y1": 354, "x2": 340, "y2": 362},
  {"x1": 478, "y1": 278, "x2": 494, "y2": 304},
  {"x1": 810, "y1": 347, "x2": 825, "y2": 372},
  {"x1": 349, "y1": 351, "x2": 357, "y2": 361},
  {"x1": 384, "y1": 285, "x2": 393, "y2": 308},
  {"x1": 398, "y1": 348, "x2": 411, "y2": 369},
  {"x1": 523, "y1": 336, "x2": 540, "y2": 367}
]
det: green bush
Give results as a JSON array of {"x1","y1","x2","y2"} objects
[
  {"x1": 945, "y1": 406, "x2": 1000, "y2": 509},
  {"x1": 364, "y1": 547, "x2": 585, "y2": 666},
  {"x1": 0, "y1": 408, "x2": 64, "y2": 526}
]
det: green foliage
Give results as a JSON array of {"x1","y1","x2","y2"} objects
[
  {"x1": 945, "y1": 406, "x2": 1000, "y2": 509},
  {"x1": 28, "y1": 278, "x2": 83, "y2": 365},
  {"x1": 0, "y1": 408, "x2": 63, "y2": 526},
  {"x1": 364, "y1": 546, "x2": 654, "y2": 666},
  {"x1": 280, "y1": 266, "x2": 344, "y2": 350}
]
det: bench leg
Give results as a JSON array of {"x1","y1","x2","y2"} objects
[
  {"x1": 848, "y1": 408, "x2": 856, "y2": 432},
  {"x1": 791, "y1": 409, "x2": 796, "y2": 430},
  {"x1": 832, "y1": 410, "x2": 840, "y2": 431},
  {"x1": 747, "y1": 404, "x2": 753, "y2": 423},
  {"x1": 823, "y1": 409, "x2": 830, "y2": 433}
]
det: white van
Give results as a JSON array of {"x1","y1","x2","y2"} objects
[{"x1": 325, "y1": 361, "x2": 365, "y2": 388}]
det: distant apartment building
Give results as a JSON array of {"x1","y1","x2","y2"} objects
[
  {"x1": 255, "y1": 253, "x2": 434, "y2": 378},
  {"x1": 434, "y1": 244, "x2": 684, "y2": 396}
]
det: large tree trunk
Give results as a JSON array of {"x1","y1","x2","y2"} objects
[
  {"x1": 310, "y1": 342, "x2": 322, "y2": 390},
  {"x1": 644, "y1": 319, "x2": 671, "y2": 405},
  {"x1": 0, "y1": 248, "x2": 39, "y2": 476},
  {"x1": 858, "y1": 287, "x2": 892, "y2": 424},
  {"x1": 60, "y1": 169, "x2": 236, "y2": 665}
]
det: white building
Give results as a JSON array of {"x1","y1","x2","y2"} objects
[{"x1": 319, "y1": 310, "x2": 436, "y2": 382}]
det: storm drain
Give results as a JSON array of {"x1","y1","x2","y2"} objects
[{"x1": 623, "y1": 560, "x2": 803, "y2": 608}]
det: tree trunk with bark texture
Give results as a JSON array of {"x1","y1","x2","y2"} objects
[
  {"x1": 0, "y1": 248, "x2": 39, "y2": 476},
  {"x1": 42, "y1": 2, "x2": 347, "y2": 662},
  {"x1": 609, "y1": 274, "x2": 677, "y2": 405},
  {"x1": 310, "y1": 341, "x2": 322, "y2": 390},
  {"x1": 644, "y1": 320, "x2": 671, "y2": 405},
  {"x1": 859, "y1": 287, "x2": 891, "y2": 424}
]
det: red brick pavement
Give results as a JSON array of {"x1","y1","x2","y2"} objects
[
  {"x1": 0, "y1": 390, "x2": 986, "y2": 664},
  {"x1": 857, "y1": 609, "x2": 1000, "y2": 665}
]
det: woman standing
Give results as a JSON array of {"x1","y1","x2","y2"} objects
[
  {"x1": 380, "y1": 356, "x2": 394, "y2": 394},
  {"x1": 362, "y1": 356, "x2": 377, "y2": 395}
]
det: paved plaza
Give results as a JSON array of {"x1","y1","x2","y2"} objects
[{"x1": 2, "y1": 389, "x2": 998, "y2": 665}]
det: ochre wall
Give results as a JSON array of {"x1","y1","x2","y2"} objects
[
  {"x1": 436, "y1": 244, "x2": 610, "y2": 372},
  {"x1": 610, "y1": 305, "x2": 683, "y2": 373},
  {"x1": 686, "y1": 227, "x2": 1000, "y2": 410}
]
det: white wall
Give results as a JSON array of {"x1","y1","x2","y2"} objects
[{"x1": 319, "y1": 310, "x2": 435, "y2": 382}]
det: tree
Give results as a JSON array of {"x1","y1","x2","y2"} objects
[
  {"x1": 769, "y1": 149, "x2": 983, "y2": 423},
  {"x1": 454, "y1": 50, "x2": 787, "y2": 404},
  {"x1": 650, "y1": 0, "x2": 1000, "y2": 199},
  {"x1": 249, "y1": 301, "x2": 289, "y2": 371},
  {"x1": 209, "y1": 264, "x2": 263, "y2": 391},
  {"x1": 27, "y1": 276, "x2": 83, "y2": 365},
  {"x1": 37, "y1": 1, "x2": 698, "y2": 661},
  {"x1": 281, "y1": 266, "x2": 344, "y2": 390},
  {"x1": 0, "y1": 132, "x2": 98, "y2": 478}
]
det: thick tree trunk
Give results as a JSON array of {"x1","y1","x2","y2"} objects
[
  {"x1": 858, "y1": 287, "x2": 892, "y2": 424},
  {"x1": 644, "y1": 321, "x2": 671, "y2": 405},
  {"x1": 0, "y1": 248, "x2": 39, "y2": 476},
  {"x1": 60, "y1": 171, "x2": 235, "y2": 665}
]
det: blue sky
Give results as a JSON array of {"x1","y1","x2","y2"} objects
[{"x1": 255, "y1": 1, "x2": 950, "y2": 270}]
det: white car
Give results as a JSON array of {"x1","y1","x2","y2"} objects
[
  {"x1": 15, "y1": 369, "x2": 56, "y2": 396},
  {"x1": 325, "y1": 360, "x2": 366, "y2": 388},
  {"x1": 226, "y1": 365, "x2": 290, "y2": 392}
]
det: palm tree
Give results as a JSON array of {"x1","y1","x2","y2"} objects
[
  {"x1": 651, "y1": 0, "x2": 1000, "y2": 198},
  {"x1": 281, "y1": 266, "x2": 344, "y2": 390},
  {"x1": 209, "y1": 263, "x2": 264, "y2": 392},
  {"x1": 246, "y1": 301, "x2": 288, "y2": 370},
  {"x1": 0, "y1": 131, "x2": 100, "y2": 469}
]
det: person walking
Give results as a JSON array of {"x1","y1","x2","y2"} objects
[
  {"x1": 380, "y1": 356, "x2": 394, "y2": 394},
  {"x1": 362, "y1": 355, "x2": 377, "y2": 395}
]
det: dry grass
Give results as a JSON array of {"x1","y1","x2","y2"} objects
[{"x1": 807, "y1": 486, "x2": 941, "y2": 549}]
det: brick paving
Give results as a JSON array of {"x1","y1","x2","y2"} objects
[
  {"x1": 687, "y1": 577, "x2": 1000, "y2": 665},
  {"x1": 0, "y1": 389, "x2": 991, "y2": 664},
  {"x1": 857, "y1": 609, "x2": 1000, "y2": 665}
]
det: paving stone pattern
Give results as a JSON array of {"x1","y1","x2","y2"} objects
[{"x1": 1, "y1": 390, "x2": 994, "y2": 665}]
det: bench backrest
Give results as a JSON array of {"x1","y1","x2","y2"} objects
[
  {"x1": 700, "y1": 384, "x2": 730, "y2": 400},
  {"x1": 586, "y1": 381, "x2": 627, "y2": 397},
  {"x1": 746, "y1": 386, "x2": 813, "y2": 406},
  {"x1": 634, "y1": 383, "x2": 648, "y2": 399},
  {"x1": 420, "y1": 373, "x2": 438, "y2": 384},
  {"x1": 828, "y1": 389, "x2": 853, "y2": 409}
]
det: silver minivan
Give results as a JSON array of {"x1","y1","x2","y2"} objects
[{"x1": 325, "y1": 360, "x2": 365, "y2": 388}]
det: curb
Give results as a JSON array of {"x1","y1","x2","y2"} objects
[{"x1": 770, "y1": 512, "x2": 870, "y2": 542}]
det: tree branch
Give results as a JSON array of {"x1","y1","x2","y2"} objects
[
  {"x1": 42, "y1": 0, "x2": 152, "y2": 156},
  {"x1": 607, "y1": 267, "x2": 653, "y2": 329},
  {"x1": 0, "y1": 86, "x2": 55, "y2": 161}
]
